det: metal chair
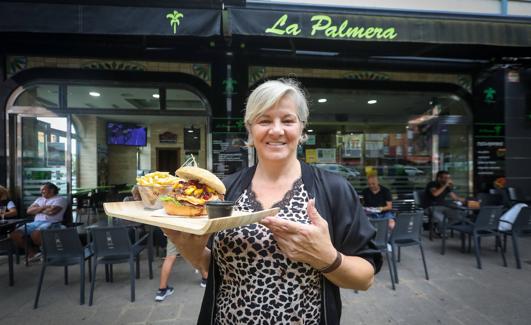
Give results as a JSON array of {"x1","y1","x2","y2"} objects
[
  {"x1": 0, "y1": 236, "x2": 15, "y2": 286},
  {"x1": 446, "y1": 206, "x2": 506, "y2": 269},
  {"x1": 506, "y1": 187, "x2": 531, "y2": 206},
  {"x1": 388, "y1": 212, "x2": 429, "y2": 284},
  {"x1": 500, "y1": 207, "x2": 531, "y2": 269},
  {"x1": 369, "y1": 218, "x2": 395, "y2": 290},
  {"x1": 34, "y1": 228, "x2": 93, "y2": 308},
  {"x1": 476, "y1": 193, "x2": 504, "y2": 207},
  {"x1": 88, "y1": 226, "x2": 150, "y2": 305},
  {"x1": 413, "y1": 190, "x2": 435, "y2": 240}
]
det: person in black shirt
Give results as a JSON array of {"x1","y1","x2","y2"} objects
[
  {"x1": 362, "y1": 175, "x2": 395, "y2": 230},
  {"x1": 424, "y1": 171, "x2": 466, "y2": 231}
]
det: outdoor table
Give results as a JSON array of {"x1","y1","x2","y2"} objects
[
  {"x1": 0, "y1": 218, "x2": 31, "y2": 236},
  {"x1": 440, "y1": 204, "x2": 479, "y2": 255}
]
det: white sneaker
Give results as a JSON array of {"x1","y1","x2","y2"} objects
[{"x1": 155, "y1": 286, "x2": 174, "y2": 302}]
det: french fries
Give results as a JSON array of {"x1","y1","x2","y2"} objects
[
  {"x1": 136, "y1": 171, "x2": 180, "y2": 187},
  {"x1": 136, "y1": 171, "x2": 180, "y2": 209}
]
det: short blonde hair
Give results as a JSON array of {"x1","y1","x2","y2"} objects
[{"x1": 244, "y1": 79, "x2": 309, "y2": 146}]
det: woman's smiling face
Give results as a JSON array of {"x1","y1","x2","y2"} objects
[{"x1": 250, "y1": 95, "x2": 303, "y2": 164}]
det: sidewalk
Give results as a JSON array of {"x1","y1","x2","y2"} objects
[{"x1": 1, "y1": 234, "x2": 530, "y2": 325}]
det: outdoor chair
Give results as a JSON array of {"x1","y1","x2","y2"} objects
[
  {"x1": 499, "y1": 207, "x2": 531, "y2": 269},
  {"x1": 412, "y1": 190, "x2": 435, "y2": 240},
  {"x1": 476, "y1": 193, "x2": 504, "y2": 207},
  {"x1": 490, "y1": 188, "x2": 512, "y2": 209},
  {"x1": 74, "y1": 190, "x2": 98, "y2": 226},
  {"x1": 445, "y1": 206, "x2": 506, "y2": 269},
  {"x1": 507, "y1": 187, "x2": 531, "y2": 206},
  {"x1": 369, "y1": 218, "x2": 395, "y2": 290},
  {"x1": 34, "y1": 227, "x2": 93, "y2": 308},
  {"x1": 88, "y1": 226, "x2": 150, "y2": 305},
  {"x1": 388, "y1": 212, "x2": 429, "y2": 285},
  {"x1": 0, "y1": 236, "x2": 15, "y2": 286}
]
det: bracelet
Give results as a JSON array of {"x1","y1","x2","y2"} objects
[{"x1": 319, "y1": 250, "x2": 343, "y2": 274}]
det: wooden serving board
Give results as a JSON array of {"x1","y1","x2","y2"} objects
[{"x1": 103, "y1": 201, "x2": 279, "y2": 235}]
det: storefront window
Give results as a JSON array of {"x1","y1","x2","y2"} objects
[
  {"x1": 301, "y1": 88, "x2": 472, "y2": 197},
  {"x1": 21, "y1": 117, "x2": 76, "y2": 208},
  {"x1": 10, "y1": 82, "x2": 211, "y2": 212},
  {"x1": 67, "y1": 86, "x2": 160, "y2": 109},
  {"x1": 14, "y1": 84, "x2": 59, "y2": 108},
  {"x1": 166, "y1": 88, "x2": 206, "y2": 111}
]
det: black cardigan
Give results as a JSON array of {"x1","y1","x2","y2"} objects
[{"x1": 198, "y1": 161, "x2": 382, "y2": 325}]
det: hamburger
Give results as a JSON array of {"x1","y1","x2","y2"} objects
[{"x1": 159, "y1": 166, "x2": 226, "y2": 216}]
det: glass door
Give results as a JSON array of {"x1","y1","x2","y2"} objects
[{"x1": 17, "y1": 115, "x2": 74, "y2": 210}]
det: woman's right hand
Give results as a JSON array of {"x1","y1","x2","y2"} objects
[{"x1": 161, "y1": 229, "x2": 211, "y2": 273}]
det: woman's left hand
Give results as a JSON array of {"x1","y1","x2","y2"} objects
[{"x1": 261, "y1": 199, "x2": 337, "y2": 270}]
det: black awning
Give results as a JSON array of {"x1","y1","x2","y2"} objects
[
  {"x1": 229, "y1": 8, "x2": 531, "y2": 47},
  {"x1": 0, "y1": 2, "x2": 221, "y2": 37}
]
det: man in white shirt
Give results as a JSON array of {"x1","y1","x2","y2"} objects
[{"x1": 11, "y1": 182, "x2": 67, "y2": 260}]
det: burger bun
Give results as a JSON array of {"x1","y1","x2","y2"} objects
[
  {"x1": 176, "y1": 166, "x2": 226, "y2": 195},
  {"x1": 162, "y1": 201, "x2": 206, "y2": 217}
]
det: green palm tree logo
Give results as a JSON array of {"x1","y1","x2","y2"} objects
[{"x1": 166, "y1": 10, "x2": 184, "y2": 34}]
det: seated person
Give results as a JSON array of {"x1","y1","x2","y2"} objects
[
  {"x1": 423, "y1": 171, "x2": 466, "y2": 232},
  {"x1": 362, "y1": 175, "x2": 395, "y2": 230},
  {"x1": 11, "y1": 182, "x2": 67, "y2": 260},
  {"x1": 0, "y1": 185, "x2": 18, "y2": 219},
  {"x1": 123, "y1": 185, "x2": 141, "y2": 202}
]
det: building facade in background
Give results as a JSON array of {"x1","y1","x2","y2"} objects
[{"x1": 1, "y1": 0, "x2": 530, "y2": 208}]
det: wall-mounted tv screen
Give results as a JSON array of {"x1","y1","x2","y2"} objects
[{"x1": 107, "y1": 122, "x2": 147, "y2": 146}]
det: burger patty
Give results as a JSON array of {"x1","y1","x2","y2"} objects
[{"x1": 169, "y1": 179, "x2": 218, "y2": 206}]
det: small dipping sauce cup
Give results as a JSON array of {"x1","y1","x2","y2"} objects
[{"x1": 206, "y1": 201, "x2": 235, "y2": 219}]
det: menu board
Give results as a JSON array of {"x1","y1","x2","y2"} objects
[
  {"x1": 212, "y1": 118, "x2": 249, "y2": 179},
  {"x1": 475, "y1": 138, "x2": 506, "y2": 191}
]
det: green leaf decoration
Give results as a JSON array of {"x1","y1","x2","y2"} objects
[
  {"x1": 192, "y1": 64, "x2": 211, "y2": 83},
  {"x1": 344, "y1": 71, "x2": 390, "y2": 81},
  {"x1": 249, "y1": 67, "x2": 266, "y2": 85},
  {"x1": 7, "y1": 56, "x2": 28, "y2": 77},
  {"x1": 81, "y1": 61, "x2": 146, "y2": 71}
]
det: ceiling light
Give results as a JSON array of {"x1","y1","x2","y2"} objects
[
  {"x1": 367, "y1": 99, "x2": 377, "y2": 104},
  {"x1": 307, "y1": 129, "x2": 314, "y2": 133},
  {"x1": 89, "y1": 91, "x2": 100, "y2": 97},
  {"x1": 152, "y1": 94, "x2": 160, "y2": 99},
  {"x1": 318, "y1": 98, "x2": 327, "y2": 103},
  {"x1": 187, "y1": 129, "x2": 194, "y2": 133}
]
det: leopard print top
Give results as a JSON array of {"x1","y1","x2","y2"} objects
[{"x1": 213, "y1": 178, "x2": 322, "y2": 324}]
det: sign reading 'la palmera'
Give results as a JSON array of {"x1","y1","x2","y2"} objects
[{"x1": 265, "y1": 14, "x2": 398, "y2": 40}]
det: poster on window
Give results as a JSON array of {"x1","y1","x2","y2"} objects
[{"x1": 316, "y1": 148, "x2": 336, "y2": 163}]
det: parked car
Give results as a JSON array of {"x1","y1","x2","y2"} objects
[
  {"x1": 390, "y1": 164, "x2": 425, "y2": 177},
  {"x1": 404, "y1": 166, "x2": 425, "y2": 176},
  {"x1": 315, "y1": 163, "x2": 361, "y2": 181}
]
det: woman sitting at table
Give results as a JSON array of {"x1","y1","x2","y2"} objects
[
  {"x1": 11, "y1": 182, "x2": 67, "y2": 260},
  {"x1": 0, "y1": 185, "x2": 18, "y2": 219}
]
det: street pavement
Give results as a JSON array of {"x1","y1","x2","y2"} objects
[{"x1": 1, "y1": 232, "x2": 530, "y2": 325}]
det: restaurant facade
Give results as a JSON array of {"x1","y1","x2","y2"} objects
[{"x1": 1, "y1": 0, "x2": 531, "y2": 209}]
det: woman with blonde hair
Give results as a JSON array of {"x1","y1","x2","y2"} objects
[{"x1": 164, "y1": 79, "x2": 381, "y2": 324}]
